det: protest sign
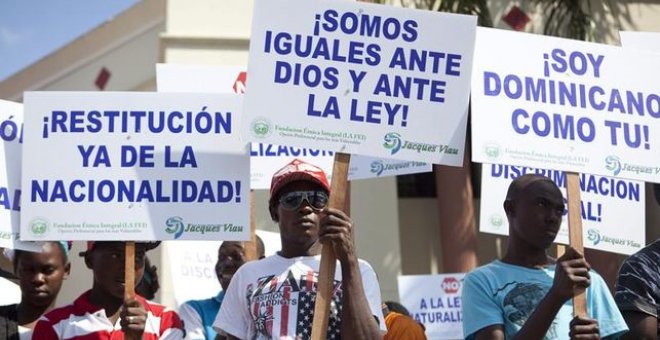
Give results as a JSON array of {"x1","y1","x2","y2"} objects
[
  {"x1": 398, "y1": 273, "x2": 465, "y2": 339},
  {"x1": 157, "y1": 63, "x2": 431, "y2": 186},
  {"x1": 0, "y1": 100, "x2": 40, "y2": 251},
  {"x1": 242, "y1": 0, "x2": 476, "y2": 165},
  {"x1": 166, "y1": 230, "x2": 280, "y2": 305},
  {"x1": 480, "y1": 164, "x2": 645, "y2": 255},
  {"x1": 21, "y1": 92, "x2": 250, "y2": 241},
  {"x1": 620, "y1": 31, "x2": 660, "y2": 52},
  {"x1": 472, "y1": 27, "x2": 660, "y2": 183}
]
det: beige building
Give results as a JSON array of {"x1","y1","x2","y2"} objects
[{"x1": 1, "y1": 0, "x2": 660, "y2": 309}]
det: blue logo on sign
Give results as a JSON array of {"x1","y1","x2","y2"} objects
[
  {"x1": 165, "y1": 216, "x2": 184, "y2": 239},
  {"x1": 383, "y1": 132, "x2": 402, "y2": 155},
  {"x1": 605, "y1": 155, "x2": 621, "y2": 176}
]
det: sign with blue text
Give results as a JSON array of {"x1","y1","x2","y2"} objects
[
  {"x1": 157, "y1": 63, "x2": 431, "y2": 187},
  {"x1": 243, "y1": 0, "x2": 476, "y2": 165},
  {"x1": 398, "y1": 273, "x2": 465, "y2": 339},
  {"x1": 471, "y1": 27, "x2": 660, "y2": 183},
  {"x1": 21, "y1": 92, "x2": 250, "y2": 241},
  {"x1": 480, "y1": 164, "x2": 644, "y2": 255},
  {"x1": 0, "y1": 100, "x2": 40, "y2": 251}
]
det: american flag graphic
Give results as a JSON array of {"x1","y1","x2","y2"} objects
[{"x1": 249, "y1": 270, "x2": 343, "y2": 339}]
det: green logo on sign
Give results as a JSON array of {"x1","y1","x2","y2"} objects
[
  {"x1": 251, "y1": 118, "x2": 271, "y2": 139},
  {"x1": 29, "y1": 219, "x2": 49, "y2": 237}
]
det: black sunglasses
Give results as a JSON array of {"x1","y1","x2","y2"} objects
[{"x1": 279, "y1": 191, "x2": 329, "y2": 211}]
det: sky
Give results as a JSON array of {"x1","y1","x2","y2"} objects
[{"x1": 0, "y1": 0, "x2": 140, "y2": 81}]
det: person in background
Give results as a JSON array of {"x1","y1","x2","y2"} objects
[
  {"x1": 382, "y1": 301, "x2": 426, "y2": 340},
  {"x1": 33, "y1": 241, "x2": 184, "y2": 339},
  {"x1": 136, "y1": 256, "x2": 160, "y2": 301},
  {"x1": 0, "y1": 242, "x2": 71, "y2": 340},
  {"x1": 462, "y1": 174, "x2": 627, "y2": 339},
  {"x1": 614, "y1": 239, "x2": 660, "y2": 339},
  {"x1": 179, "y1": 236, "x2": 266, "y2": 340}
]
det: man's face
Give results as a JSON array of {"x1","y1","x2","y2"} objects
[
  {"x1": 275, "y1": 181, "x2": 328, "y2": 250},
  {"x1": 215, "y1": 242, "x2": 247, "y2": 291},
  {"x1": 87, "y1": 242, "x2": 146, "y2": 299},
  {"x1": 508, "y1": 180, "x2": 565, "y2": 250},
  {"x1": 16, "y1": 242, "x2": 69, "y2": 307}
]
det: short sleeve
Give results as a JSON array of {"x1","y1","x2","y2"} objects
[
  {"x1": 614, "y1": 255, "x2": 659, "y2": 317},
  {"x1": 178, "y1": 301, "x2": 205, "y2": 340},
  {"x1": 213, "y1": 269, "x2": 251, "y2": 339},
  {"x1": 588, "y1": 271, "x2": 629, "y2": 339},
  {"x1": 359, "y1": 261, "x2": 387, "y2": 332},
  {"x1": 462, "y1": 270, "x2": 504, "y2": 340}
]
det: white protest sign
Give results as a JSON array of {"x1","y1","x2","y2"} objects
[
  {"x1": 398, "y1": 273, "x2": 465, "y2": 339},
  {"x1": 0, "y1": 100, "x2": 40, "y2": 251},
  {"x1": 167, "y1": 230, "x2": 281, "y2": 305},
  {"x1": 480, "y1": 164, "x2": 644, "y2": 255},
  {"x1": 157, "y1": 64, "x2": 431, "y2": 187},
  {"x1": 243, "y1": 0, "x2": 476, "y2": 164},
  {"x1": 620, "y1": 31, "x2": 660, "y2": 53},
  {"x1": 471, "y1": 27, "x2": 660, "y2": 183},
  {"x1": 21, "y1": 92, "x2": 250, "y2": 241}
]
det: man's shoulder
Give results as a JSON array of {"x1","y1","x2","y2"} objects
[{"x1": 466, "y1": 261, "x2": 505, "y2": 279}]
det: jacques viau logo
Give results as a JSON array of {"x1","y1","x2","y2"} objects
[
  {"x1": 383, "y1": 132, "x2": 402, "y2": 155},
  {"x1": 165, "y1": 216, "x2": 185, "y2": 239}
]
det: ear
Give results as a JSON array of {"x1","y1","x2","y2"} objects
[
  {"x1": 269, "y1": 205, "x2": 279, "y2": 222},
  {"x1": 63, "y1": 262, "x2": 72, "y2": 279},
  {"x1": 84, "y1": 252, "x2": 94, "y2": 270},
  {"x1": 503, "y1": 199, "x2": 515, "y2": 218}
]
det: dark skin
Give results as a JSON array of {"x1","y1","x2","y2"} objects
[
  {"x1": 84, "y1": 242, "x2": 148, "y2": 338},
  {"x1": 216, "y1": 241, "x2": 248, "y2": 291},
  {"x1": 223, "y1": 180, "x2": 381, "y2": 340},
  {"x1": 15, "y1": 242, "x2": 71, "y2": 329},
  {"x1": 473, "y1": 177, "x2": 601, "y2": 340},
  {"x1": 620, "y1": 311, "x2": 656, "y2": 339}
]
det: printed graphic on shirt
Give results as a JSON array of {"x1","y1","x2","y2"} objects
[
  {"x1": 498, "y1": 282, "x2": 557, "y2": 339},
  {"x1": 247, "y1": 269, "x2": 343, "y2": 339}
]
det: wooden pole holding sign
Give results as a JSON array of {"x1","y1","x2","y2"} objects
[
  {"x1": 245, "y1": 190, "x2": 258, "y2": 261},
  {"x1": 566, "y1": 172, "x2": 587, "y2": 317},
  {"x1": 311, "y1": 152, "x2": 351, "y2": 340},
  {"x1": 124, "y1": 241, "x2": 138, "y2": 340}
]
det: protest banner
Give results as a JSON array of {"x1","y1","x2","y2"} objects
[
  {"x1": 471, "y1": 27, "x2": 660, "y2": 315},
  {"x1": 245, "y1": 0, "x2": 475, "y2": 335},
  {"x1": 243, "y1": 0, "x2": 476, "y2": 165},
  {"x1": 620, "y1": 31, "x2": 660, "y2": 52},
  {"x1": 398, "y1": 273, "x2": 465, "y2": 339},
  {"x1": 472, "y1": 27, "x2": 660, "y2": 183},
  {"x1": 0, "y1": 100, "x2": 40, "y2": 251},
  {"x1": 156, "y1": 63, "x2": 431, "y2": 187},
  {"x1": 480, "y1": 164, "x2": 645, "y2": 255},
  {"x1": 21, "y1": 92, "x2": 250, "y2": 241},
  {"x1": 165, "y1": 230, "x2": 280, "y2": 306}
]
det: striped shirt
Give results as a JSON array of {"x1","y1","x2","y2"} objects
[{"x1": 33, "y1": 290, "x2": 184, "y2": 339}]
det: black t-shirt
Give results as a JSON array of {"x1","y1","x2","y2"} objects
[
  {"x1": 0, "y1": 303, "x2": 19, "y2": 340},
  {"x1": 614, "y1": 239, "x2": 660, "y2": 336}
]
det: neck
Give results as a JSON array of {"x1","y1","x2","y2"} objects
[
  {"x1": 17, "y1": 299, "x2": 54, "y2": 327},
  {"x1": 88, "y1": 286, "x2": 123, "y2": 317},
  {"x1": 279, "y1": 240, "x2": 322, "y2": 258},
  {"x1": 501, "y1": 237, "x2": 550, "y2": 268}
]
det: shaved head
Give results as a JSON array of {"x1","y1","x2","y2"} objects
[{"x1": 506, "y1": 174, "x2": 557, "y2": 202}]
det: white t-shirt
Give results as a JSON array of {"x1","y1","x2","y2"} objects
[
  {"x1": 213, "y1": 253, "x2": 386, "y2": 339},
  {"x1": 0, "y1": 277, "x2": 20, "y2": 305}
]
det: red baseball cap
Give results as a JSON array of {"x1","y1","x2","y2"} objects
[{"x1": 269, "y1": 159, "x2": 330, "y2": 205}]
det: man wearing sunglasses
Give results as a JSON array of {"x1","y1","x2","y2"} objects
[{"x1": 213, "y1": 159, "x2": 386, "y2": 339}]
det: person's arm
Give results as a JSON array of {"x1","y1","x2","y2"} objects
[
  {"x1": 320, "y1": 208, "x2": 382, "y2": 339},
  {"x1": 620, "y1": 311, "x2": 657, "y2": 340}
]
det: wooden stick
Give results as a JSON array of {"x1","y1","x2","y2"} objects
[
  {"x1": 245, "y1": 190, "x2": 258, "y2": 261},
  {"x1": 310, "y1": 152, "x2": 351, "y2": 340},
  {"x1": 556, "y1": 244, "x2": 565, "y2": 257},
  {"x1": 125, "y1": 241, "x2": 136, "y2": 300},
  {"x1": 566, "y1": 172, "x2": 587, "y2": 317}
]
